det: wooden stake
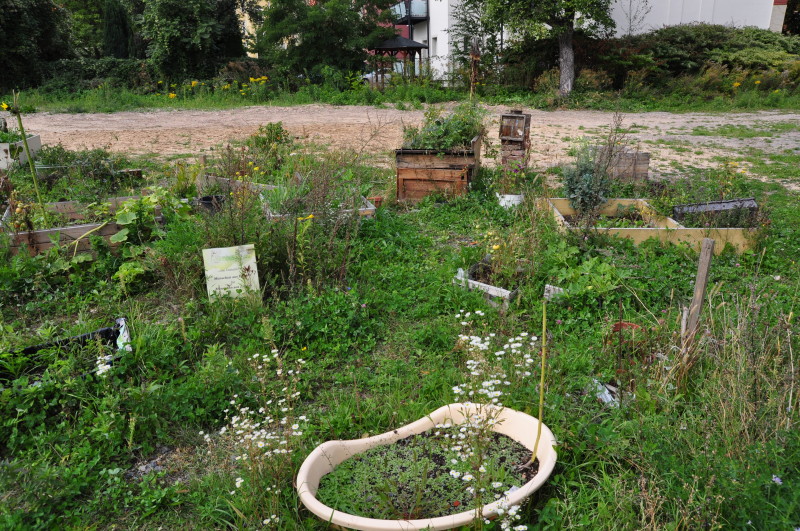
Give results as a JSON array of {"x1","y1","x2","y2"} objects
[{"x1": 684, "y1": 238, "x2": 715, "y2": 344}]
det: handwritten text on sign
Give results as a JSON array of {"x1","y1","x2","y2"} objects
[{"x1": 202, "y1": 244, "x2": 260, "y2": 300}]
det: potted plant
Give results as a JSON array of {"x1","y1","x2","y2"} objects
[
  {"x1": 297, "y1": 309, "x2": 557, "y2": 530},
  {"x1": 495, "y1": 160, "x2": 536, "y2": 209},
  {"x1": 396, "y1": 104, "x2": 485, "y2": 203}
]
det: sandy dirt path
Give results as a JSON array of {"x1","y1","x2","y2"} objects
[{"x1": 19, "y1": 104, "x2": 800, "y2": 185}]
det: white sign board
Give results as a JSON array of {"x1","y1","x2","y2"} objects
[{"x1": 202, "y1": 244, "x2": 260, "y2": 300}]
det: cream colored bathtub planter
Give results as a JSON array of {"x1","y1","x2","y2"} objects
[{"x1": 296, "y1": 402, "x2": 557, "y2": 531}]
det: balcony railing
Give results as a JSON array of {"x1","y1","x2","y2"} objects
[{"x1": 390, "y1": 0, "x2": 427, "y2": 21}]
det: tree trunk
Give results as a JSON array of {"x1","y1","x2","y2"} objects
[{"x1": 558, "y1": 25, "x2": 575, "y2": 97}]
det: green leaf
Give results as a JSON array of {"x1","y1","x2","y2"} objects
[
  {"x1": 109, "y1": 228, "x2": 130, "y2": 243},
  {"x1": 116, "y1": 211, "x2": 138, "y2": 225}
]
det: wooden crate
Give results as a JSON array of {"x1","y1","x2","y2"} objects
[
  {"x1": 395, "y1": 136, "x2": 481, "y2": 202},
  {"x1": 611, "y1": 150, "x2": 649, "y2": 181},
  {"x1": 499, "y1": 113, "x2": 531, "y2": 142},
  {"x1": 595, "y1": 146, "x2": 649, "y2": 182}
]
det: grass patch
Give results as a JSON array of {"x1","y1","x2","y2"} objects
[
  {"x1": 1, "y1": 134, "x2": 799, "y2": 529},
  {"x1": 692, "y1": 122, "x2": 800, "y2": 138}
]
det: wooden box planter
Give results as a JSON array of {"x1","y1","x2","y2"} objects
[
  {"x1": 198, "y1": 174, "x2": 376, "y2": 220},
  {"x1": 453, "y1": 256, "x2": 519, "y2": 310},
  {"x1": 1, "y1": 195, "x2": 154, "y2": 256},
  {"x1": 395, "y1": 136, "x2": 481, "y2": 203},
  {"x1": 595, "y1": 146, "x2": 650, "y2": 182},
  {"x1": 672, "y1": 198, "x2": 758, "y2": 226},
  {"x1": 546, "y1": 198, "x2": 755, "y2": 254},
  {"x1": 0, "y1": 135, "x2": 41, "y2": 170}
]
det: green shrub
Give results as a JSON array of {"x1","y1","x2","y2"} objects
[
  {"x1": 402, "y1": 103, "x2": 486, "y2": 150},
  {"x1": 0, "y1": 0, "x2": 73, "y2": 90},
  {"x1": 562, "y1": 141, "x2": 609, "y2": 216}
]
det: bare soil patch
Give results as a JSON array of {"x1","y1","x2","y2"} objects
[{"x1": 20, "y1": 105, "x2": 800, "y2": 188}]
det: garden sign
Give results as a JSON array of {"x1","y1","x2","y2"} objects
[{"x1": 202, "y1": 244, "x2": 260, "y2": 301}]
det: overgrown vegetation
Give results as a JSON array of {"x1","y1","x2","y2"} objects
[
  {"x1": 402, "y1": 103, "x2": 486, "y2": 150},
  {"x1": 0, "y1": 109, "x2": 798, "y2": 529},
  {"x1": 4, "y1": 18, "x2": 800, "y2": 113}
]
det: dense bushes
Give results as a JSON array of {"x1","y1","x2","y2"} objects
[{"x1": 0, "y1": 0, "x2": 73, "y2": 90}]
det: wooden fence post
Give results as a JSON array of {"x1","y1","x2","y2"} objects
[{"x1": 684, "y1": 238, "x2": 715, "y2": 345}]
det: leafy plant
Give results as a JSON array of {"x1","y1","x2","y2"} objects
[
  {"x1": 562, "y1": 139, "x2": 609, "y2": 216},
  {"x1": 402, "y1": 103, "x2": 486, "y2": 151}
]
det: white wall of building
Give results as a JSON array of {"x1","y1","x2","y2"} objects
[
  {"x1": 611, "y1": 0, "x2": 775, "y2": 36},
  {"x1": 419, "y1": 0, "x2": 458, "y2": 78}
]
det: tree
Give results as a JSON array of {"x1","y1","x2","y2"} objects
[
  {"x1": 486, "y1": 0, "x2": 615, "y2": 96},
  {"x1": 0, "y1": 0, "x2": 73, "y2": 90},
  {"x1": 62, "y1": 0, "x2": 105, "y2": 57},
  {"x1": 102, "y1": 0, "x2": 131, "y2": 58},
  {"x1": 256, "y1": 0, "x2": 396, "y2": 80},
  {"x1": 450, "y1": 0, "x2": 506, "y2": 86},
  {"x1": 786, "y1": 0, "x2": 800, "y2": 35},
  {"x1": 140, "y1": 0, "x2": 257, "y2": 78},
  {"x1": 618, "y1": 0, "x2": 652, "y2": 36}
]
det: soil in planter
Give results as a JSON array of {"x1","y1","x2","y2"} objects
[
  {"x1": 469, "y1": 258, "x2": 524, "y2": 290},
  {"x1": 564, "y1": 212, "x2": 650, "y2": 229},
  {"x1": 316, "y1": 426, "x2": 538, "y2": 520}
]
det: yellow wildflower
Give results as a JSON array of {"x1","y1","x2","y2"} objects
[
  {"x1": 732, "y1": 82, "x2": 741, "y2": 88},
  {"x1": 492, "y1": 244, "x2": 500, "y2": 250},
  {"x1": 168, "y1": 93, "x2": 177, "y2": 99},
  {"x1": 250, "y1": 77, "x2": 256, "y2": 82},
  {"x1": 755, "y1": 80, "x2": 761, "y2": 85},
  {"x1": 191, "y1": 80, "x2": 198, "y2": 87},
  {"x1": 1, "y1": 102, "x2": 8, "y2": 111}
]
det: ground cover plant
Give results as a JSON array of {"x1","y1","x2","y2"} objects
[{"x1": 1, "y1": 111, "x2": 799, "y2": 531}]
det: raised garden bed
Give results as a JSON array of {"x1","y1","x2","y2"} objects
[
  {"x1": 453, "y1": 256, "x2": 519, "y2": 310},
  {"x1": 546, "y1": 198, "x2": 755, "y2": 254},
  {"x1": 1, "y1": 195, "x2": 155, "y2": 255},
  {"x1": 395, "y1": 135, "x2": 482, "y2": 203},
  {"x1": 199, "y1": 174, "x2": 376, "y2": 219},
  {"x1": 0, "y1": 134, "x2": 41, "y2": 170},
  {"x1": 672, "y1": 198, "x2": 759, "y2": 228}
]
